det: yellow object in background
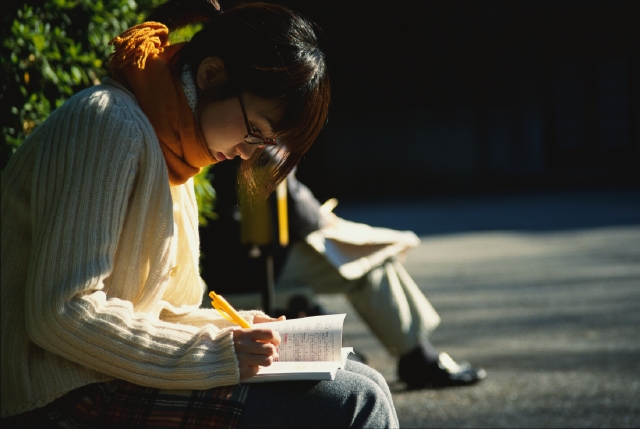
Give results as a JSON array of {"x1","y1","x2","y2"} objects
[{"x1": 276, "y1": 178, "x2": 289, "y2": 247}]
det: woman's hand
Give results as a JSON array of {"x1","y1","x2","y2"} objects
[
  {"x1": 253, "y1": 314, "x2": 286, "y2": 324},
  {"x1": 232, "y1": 328, "x2": 281, "y2": 381}
]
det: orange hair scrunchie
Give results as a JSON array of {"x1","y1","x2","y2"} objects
[{"x1": 108, "y1": 22, "x2": 170, "y2": 72}]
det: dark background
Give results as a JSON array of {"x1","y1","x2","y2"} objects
[{"x1": 262, "y1": 0, "x2": 639, "y2": 202}]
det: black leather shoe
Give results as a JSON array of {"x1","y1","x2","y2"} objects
[{"x1": 398, "y1": 350, "x2": 487, "y2": 389}]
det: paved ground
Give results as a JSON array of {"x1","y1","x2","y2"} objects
[{"x1": 318, "y1": 189, "x2": 640, "y2": 428}]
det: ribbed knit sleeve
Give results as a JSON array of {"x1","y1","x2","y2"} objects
[{"x1": 1, "y1": 83, "x2": 240, "y2": 416}]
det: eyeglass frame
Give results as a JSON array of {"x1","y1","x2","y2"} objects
[{"x1": 238, "y1": 95, "x2": 277, "y2": 146}]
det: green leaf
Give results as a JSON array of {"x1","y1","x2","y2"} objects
[
  {"x1": 32, "y1": 34, "x2": 46, "y2": 52},
  {"x1": 70, "y1": 66, "x2": 82, "y2": 82},
  {"x1": 194, "y1": 166, "x2": 218, "y2": 226}
]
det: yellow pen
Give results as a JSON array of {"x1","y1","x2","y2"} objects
[{"x1": 209, "y1": 291, "x2": 252, "y2": 328}]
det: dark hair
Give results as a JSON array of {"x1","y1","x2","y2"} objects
[{"x1": 146, "y1": 0, "x2": 330, "y2": 197}]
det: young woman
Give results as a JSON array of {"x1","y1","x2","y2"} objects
[{"x1": 0, "y1": 1, "x2": 399, "y2": 427}]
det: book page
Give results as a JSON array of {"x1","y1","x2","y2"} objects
[
  {"x1": 244, "y1": 348, "x2": 353, "y2": 383},
  {"x1": 255, "y1": 314, "x2": 346, "y2": 363},
  {"x1": 254, "y1": 360, "x2": 341, "y2": 376}
]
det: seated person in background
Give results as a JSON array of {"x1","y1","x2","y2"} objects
[{"x1": 200, "y1": 156, "x2": 487, "y2": 389}]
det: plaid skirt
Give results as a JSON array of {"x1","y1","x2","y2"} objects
[{"x1": 3, "y1": 380, "x2": 248, "y2": 429}]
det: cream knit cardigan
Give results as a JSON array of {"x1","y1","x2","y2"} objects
[{"x1": 1, "y1": 78, "x2": 263, "y2": 417}]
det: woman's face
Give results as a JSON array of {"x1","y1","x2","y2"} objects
[{"x1": 200, "y1": 92, "x2": 284, "y2": 162}]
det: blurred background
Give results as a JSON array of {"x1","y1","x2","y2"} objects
[{"x1": 276, "y1": 0, "x2": 639, "y2": 202}]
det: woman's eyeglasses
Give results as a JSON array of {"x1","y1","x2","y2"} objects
[{"x1": 238, "y1": 96, "x2": 277, "y2": 146}]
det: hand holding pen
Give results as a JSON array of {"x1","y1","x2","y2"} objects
[{"x1": 210, "y1": 291, "x2": 285, "y2": 380}]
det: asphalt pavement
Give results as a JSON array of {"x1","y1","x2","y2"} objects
[{"x1": 318, "y1": 188, "x2": 640, "y2": 428}]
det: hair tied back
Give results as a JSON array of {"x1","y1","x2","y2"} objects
[{"x1": 108, "y1": 22, "x2": 170, "y2": 72}]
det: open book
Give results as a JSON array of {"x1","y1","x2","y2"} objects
[{"x1": 243, "y1": 313, "x2": 352, "y2": 383}]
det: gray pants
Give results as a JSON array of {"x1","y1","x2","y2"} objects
[
  {"x1": 238, "y1": 360, "x2": 399, "y2": 428},
  {"x1": 277, "y1": 241, "x2": 441, "y2": 357}
]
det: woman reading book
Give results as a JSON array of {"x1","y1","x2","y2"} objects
[{"x1": 0, "y1": 0, "x2": 399, "y2": 427}]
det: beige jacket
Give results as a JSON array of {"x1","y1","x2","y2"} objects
[{"x1": 1, "y1": 79, "x2": 261, "y2": 417}]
